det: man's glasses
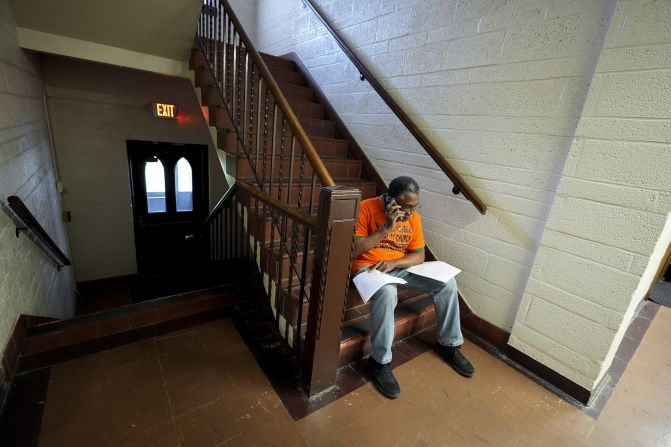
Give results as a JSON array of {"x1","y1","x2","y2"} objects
[{"x1": 394, "y1": 201, "x2": 421, "y2": 213}]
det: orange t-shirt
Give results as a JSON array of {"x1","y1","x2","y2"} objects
[{"x1": 351, "y1": 196, "x2": 425, "y2": 274}]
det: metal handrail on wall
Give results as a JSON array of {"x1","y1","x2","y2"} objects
[
  {"x1": 302, "y1": 0, "x2": 487, "y2": 215},
  {"x1": 1, "y1": 196, "x2": 71, "y2": 269}
]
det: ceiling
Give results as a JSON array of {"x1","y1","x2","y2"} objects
[{"x1": 10, "y1": 0, "x2": 201, "y2": 62}]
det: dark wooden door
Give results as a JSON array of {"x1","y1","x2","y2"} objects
[{"x1": 127, "y1": 140, "x2": 208, "y2": 298}]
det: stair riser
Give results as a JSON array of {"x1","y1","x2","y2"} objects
[
  {"x1": 289, "y1": 100, "x2": 324, "y2": 120},
  {"x1": 262, "y1": 248, "x2": 315, "y2": 285},
  {"x1": 260, "y1": 53, "x2": 296, "y2": 71},
  {"x1": 200, "y1": 85, "x2": 224, "y2": 107},
  {"x1": 279, "y1": 84, "x2": 314, "y2": 102},
  {"x1": 217, "y1": 132, "x2": 349, "y2": 158},
  {"x1": 267, "y1": 67, "x2": 305, "y2": 85},
  {"x1": 247, "y1": 209, "x2": 312, "y2": 244},
  {"x1": 237, "y1": 157, "x2": 362, "y2": 180},
  {"x1": 278, "y1": 290, "x2": 310, "y2": 327},
  {"x1": 299, "y1": 119, "x2": 335, "y2": 138},
  {"x1": 258, "y1": 183, "x2": 376, "y2": 207},
  {"x1": 195, "y1": 67, "x2": 217, "y2": 88},
  {"x1": 226, "y1": 92, "x2": 322, "y2": 121},
  {"x1": 208, "y1": 106, "x2": 234, "y2": 129},
  {"x1": 338, "y1": 309, "x2": 437, "y2": 367}
]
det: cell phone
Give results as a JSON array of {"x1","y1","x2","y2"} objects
[
  {"x1": 383, "y1": 194, "x2": 410, "y2": 221},
  {"x1": 383, "y1": 193, "x2": 395, "y2": 208}
]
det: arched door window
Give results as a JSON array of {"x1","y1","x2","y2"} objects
[
  {"x1": 145, "y1": 158, "x2": 166, "y2": 213},
  {"x1": 175, "y1": 157, "x2": 193, "y2": 212}
]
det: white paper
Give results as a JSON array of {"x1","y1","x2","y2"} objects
[
  {"x1": 407, "y1": 261, "x2": 461, "y2": 283},
  {"x1": 353, "y1": 270, "x2": 407, "y2": 303}
]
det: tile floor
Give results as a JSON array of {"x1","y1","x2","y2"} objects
[{"x1": 37, "y1": 307, "x2": 671, "y2": 446}]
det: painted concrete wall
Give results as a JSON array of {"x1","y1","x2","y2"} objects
[
  {"x1": 9, "y1": 0, "x2": 200, "y2": 71},
  {"x1": 43, "y1": 55, "x2": 225, "y2": 282},
  {"x1": 0, "y1": 1, "x2": 76, "y2": 363},
  {"x1": 257, "y1": 0, "x2": 614, "y2": 331},
  {"x1": 257, "y1": 0, "x2": 671, "y2": 391},
  {"x1": 229, "y1": 0, "x2": 258, "y2": 44},
  {"x1": 509, "y1": 0, "x2": 671, "y2": 390}
]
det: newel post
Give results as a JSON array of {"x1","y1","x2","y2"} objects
[{"x1": 303, "y1": 186, "x2": 360, "y2": 396}]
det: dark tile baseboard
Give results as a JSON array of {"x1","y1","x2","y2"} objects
[
  {"x1": 500, "y1": 300, "x2": 660, "y2": 416},
  {"x1": 17, "y1": 289, "x2": 243, "y2": 374}
]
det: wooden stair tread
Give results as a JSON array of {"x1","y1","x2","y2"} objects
[
  {"x1": 240, "y1": 177, "x2": 376, "y2": 186},
  {"x1": 260, "y1": 53, "x2": 296, "y2": 71},
  {"x1": 340, "y1": 295, "x2": 435, "y2": 342}
]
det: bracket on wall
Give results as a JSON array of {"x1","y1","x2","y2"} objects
[
  {"x1": 0, "y1": 197, "x2": 71, "y2": 270},
  {"x1": 452, "y1": 186, "x2": 461, "y2": 195}
]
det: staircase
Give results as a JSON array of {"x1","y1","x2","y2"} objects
[{"x1": 191, "y1": 46, "x2": 438, "y2": 368}]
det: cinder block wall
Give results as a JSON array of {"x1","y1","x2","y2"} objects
[
  {"x1": 509, "y1": 0, "x2": 671, "y2": 390},
  {"x1": 257, "y1": 0, "x2": 671, "y2": 391},
  {"x1": 0, "y1": 2, "x2": 76, "y2": 360},
  {"x1": 257, "y1": 0, "x2": 614, "y2": 331},
  {"x1": 229, "y1": 0, "x2": 257, "y2": 44}
]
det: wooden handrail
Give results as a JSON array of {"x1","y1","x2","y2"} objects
[
  {"x1": 302, "y1": 0, "x2": 487, "y2": 215},
  {"x1": 218, "y1": 0, "x2": 335, "y2": 188},
  {"x1": 235, "y1": 180, "x2": 317, "y2": 230},
  {"x1": 201, "y1": 184, "x2": 239, "y2": 230},
  {"x1": 1, "y1": 196, "x2": 71, "y2": 269}
]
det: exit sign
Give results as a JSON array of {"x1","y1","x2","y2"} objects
[{"x1": 152, "y1": 103, "x2": 177, "y2": 119}]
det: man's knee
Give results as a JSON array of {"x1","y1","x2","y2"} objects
[
  {"x1": 372, "y1": 284, "x2": 398, "y2": 308},
  {"x1": 435, "y1": 278, "x2": 458, "y2": 299}
]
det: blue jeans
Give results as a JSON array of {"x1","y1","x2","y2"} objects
[{"x1": 357, "y1": 266, "x2": 464, "y2": 365}]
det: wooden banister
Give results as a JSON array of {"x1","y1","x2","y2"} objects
[
  {"x1": 1, "y1": 196, "x2": 71, "y2": 269},
  {"x1": 235, "y1": 181, "x2": 317, "y2": 230},
  {"x1": 302, "y1": 0, "x2": 487, "y2": 215},
  {"x1": 216, "y1": 0, "x2": 335, "y2": 188}
]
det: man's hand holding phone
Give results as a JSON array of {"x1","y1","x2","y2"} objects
[{"x1": 384, "y1": 197, "x2": 404, "y2": 231}]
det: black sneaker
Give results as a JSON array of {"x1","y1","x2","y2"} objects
[
  {"x1": 367, "y1": 357, "x2": 401, "y2": 399},
  {"x1": 435, "y1": 344, "x2": 475, "y2": 378}
]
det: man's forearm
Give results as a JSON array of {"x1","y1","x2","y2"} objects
[
  {"x1": 391, "y1": 251, "x2": 425, "y2": 269},
  {"x1": 352, "y1": 227, "x2": 387, "y2": 258}
]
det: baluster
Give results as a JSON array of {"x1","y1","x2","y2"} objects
[
  {"x1": 296, "y1": 150, "x2": 307, "y2": 213},
  {"x1": 289, "y1": 218, "x2": 302, "y2": 352},
  {"x1": 236, "y1": 32, "x2": 243, "y2": 137},
  {"x1": 268, "y1": 104, "x2": 276, "y2": 200},
  {"x1": 252, "y1": 196, "x2": 258, "y2": 263},
  {"x1": 272, "y1": 114, "x2": 284, "y2": 203},
  {"x1": 218, "y1": 209, "x2": 223, "y2": 261},
  {"x1": 212, "y1": 214, "x2": 217, "y2": 262},
  {"x1": 258, "y1": 88, "x2": 269, "y2": 188},
  {"x1": 296, "y1": 223, "x2": 311, "y2": 354},
  {"x1": 226, "y1": 17, "x2": 233, "y2": 106},
  {"x1": 210, "y1": 215, "x2": 215, "y2": 262},
  {"x1": 260, "y1": 200, "x2": 267, "y2": 278},
  {"x1": 232, "y1": 196, "x2": 238, "y2": 258},
  {"x1": 277, "y1": 118, "x2": 287, "y2": 203},
  {"x1": 254, "y1": 79, "x2": 264, "y2": 181},
  {"x1": 287, "y1": 137, "x2": 297, "y2": 209},
  {"x1": 203, "y1": 1, "x2": 208, "y2": 59},
  {"x1": 275, "y1": 213, "x2": 287, "y2": 322},
  {"x1": 228, "y1": 198, "x2": 233, "y2": 260},
  {"x1": 208, "y1": 0, "x2": 213, "y2": 62},
  {"x1": 216, "y1": 2, "x2": 221, "y2": 87},
  {"x1": 309, "y1": 172, "x2": 318, "y2": 216},
  {"x1": 211, "y1": 0, "x2": 215, "y2": 62},
  {"x1": 213, "y1": 0, "x2": 217, "y2": 74},
  {"x1": 221, "y1": 205, "x2": 225, "y2": 261},
  {"x1": 208, "y1": 221, "x2": 213, "y2": 262},
  {"x1": 248, "y1": 63, "x2": 256, "y2": 179},
  {"x1": 222, "y1": 203, "x2": 227, "y2": 260}
]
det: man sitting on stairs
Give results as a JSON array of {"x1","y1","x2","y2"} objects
[{"x1": 351, "y1": 176, "x2": 475, "y2": 399}]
